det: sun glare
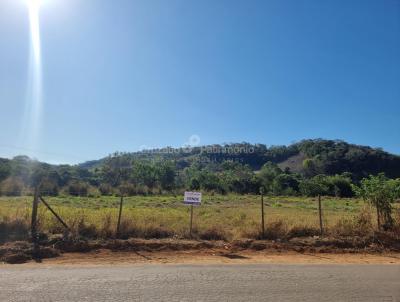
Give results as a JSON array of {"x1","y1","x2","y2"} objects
[
  {"x1": 22, "y1": 0, "x2": 44, "y2": 153},
  {"x1": 27, "y1": 0, "x2": 41, "y2": 65},
  {"x1": 26, "y1": 0, "x2": 43, "y2": 9}
]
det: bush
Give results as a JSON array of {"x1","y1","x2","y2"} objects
[
  {"x1": 40, "y1": 179, "x2": 59, "y2": 196},
  {"x1": 299, "y1": 176, "x2": 329, "y2": 197},
  {"x1": 287, "y1": 226, "x2": 320, "y2": 238},
  {"x1": 119, "y1": 183, "x2": 138, "y2": 196},
  {"x1": 264, "y1": 220, "x2": 287, "y2": 240},
  {"x1": 331, "y1": 218, "x2": 355, "y2": 236},
  {"x1": 66, "y1": 181, "x2": 89, "y2": 197},
  {"x1": 0, "y1": 177, "x2": 25, "y2": 196},
  {"x1": 87, "y1": 186, "x2": 101, "y2": 198},
  {"x1": 75, "y1": 219, "x2": 98, "y2": 239},
  {"x1": 99, "y1": 183, "x2": 114, "y2": 196},
  {"x1": 354, "y1": 206, "x2": 374, "y2": 236},
  {"x1": 0, "y1": 219, "x2": 29, "y2": 243},
  {"x1": 199, "y1": 227, "x2": 227, "y2": 241}
]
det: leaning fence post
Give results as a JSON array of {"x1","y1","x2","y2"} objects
[
  {"x1": 318, "y1": 195, "x2": 323, "y2": 235},
  {"x1": 116, "y1": 195, "x2": 124, "y2": 238},
  {"x1": 39, "y1": 196, "x2": 70, "y2": 232}
]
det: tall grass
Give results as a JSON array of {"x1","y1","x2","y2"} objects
[{"x1": 0, "y1": 195, "x2": 396, "y2": 242}]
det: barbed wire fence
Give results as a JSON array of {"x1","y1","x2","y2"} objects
[{"x1": 0, "y1": 187, "x2": 378, "y2": 245}]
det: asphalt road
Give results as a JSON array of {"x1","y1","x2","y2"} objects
[{"x1": 0, "y1": 264, "x2": 399, "y2": 302}]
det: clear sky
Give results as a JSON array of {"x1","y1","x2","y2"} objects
[{"x1": 0, "y1": 0, "x2": 399, "y2": 164}]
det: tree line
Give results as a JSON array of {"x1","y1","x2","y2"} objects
[{"x1": 0, "y1": 139, "x2": 400, "y2": 198}]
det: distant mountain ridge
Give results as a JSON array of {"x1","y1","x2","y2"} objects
[
  {"x1": 77, "y1": 139, "x2": 400, "y2": 180},
  {"x1": 1, "y1": 139, "x2": 400, "y2": 196},
  {"x1": 1, "y1": 139, "x2": 400, "y2": 186}
]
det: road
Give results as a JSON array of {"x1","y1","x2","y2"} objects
[{"x1": 0, "y1": 264, "x2": 399, "y2": 302}]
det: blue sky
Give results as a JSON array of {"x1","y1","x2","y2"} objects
[{"x1": 0, "y1": 0, "x2": 399, "y2": 164}]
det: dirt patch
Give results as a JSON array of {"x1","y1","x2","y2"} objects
[
  {"x1": 0, "y1": 241, "x2": 60, "y2": 264},
  {"x1": 15, "y1": 249, "x2": 400, "y2": 266},
  {"x1": 1, "y1": 231, "x2": 399, "y2": 264}
]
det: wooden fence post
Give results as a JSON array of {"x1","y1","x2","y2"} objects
[
  {"x1": 31, "y1": 187, "x2": 39, "y2": 244},
  {"x1": 189, "y1": 204, "x2": 194, "y2": 238},
  {"x1": 260, "y1": 187, "x2": 265, "y2": 239},
  {"x1": 116, "y1": 195, "x2": 124, "y2": 238},
  {"x1": 318, "y1": 195, "x2": 323, "y2": 235}
]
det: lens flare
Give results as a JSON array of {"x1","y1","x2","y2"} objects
[
  {"x1": 28, "y1": 0, "x2": 42, "y2": 64},
  {"x1": 21, "y1": 0, "x2": 44, "y2": 155}
]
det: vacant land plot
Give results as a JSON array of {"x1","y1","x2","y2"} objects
[{"x1": 0, "y1": 194, "x2": 382, "y2": 241}]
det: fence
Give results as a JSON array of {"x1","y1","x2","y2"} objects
[{"x1": 0, "y1": 191, "x2": 382, "y2": 244}]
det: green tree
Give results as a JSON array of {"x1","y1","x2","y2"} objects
[
  {"x1": 156, "y1": 161, "x2": 176, "y2": 191},
  {"x1": 352, "y1": 174, "x2": 400, "y2": 230},
  {"x1": 326, "y1": 174, "x2": 353, "y2": 197},
  {"x1": 0, "y1": 159, "x2": 11, "y2": 183},
  {"x1": 299, "y1": 175, "x2": 329, "y2": 197},
  {"x1": 272, "y1": 173, "x2": 300, "y2": 195},
  {"x1": 101, "y1": 153, "x2": 133, "y2": 189},
  {"x1": 258, "y1": 162, "x2": 282, "y2": 193},
  {"x1": 131, "y1": 160, "x2": 158, "y2": 191}
]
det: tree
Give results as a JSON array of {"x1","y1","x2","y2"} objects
[
  {"x1": 131, "y1": 161, "x2": 157, "y2": 190},
  {"x1": 258, "y1": 162, "x2": 282, "y2": 193},
  {"x1": 0, "y1": 159, "x2": 11, "y2": 183},
  {"x1": 156, "y1": 161, "x2": 176, "y2": 191},
  {"x1": 272, "y1": 173, "x2": 300, "y2": 195},
  {"x1": 299, "y1": 176, "x2": 329, "y2": 197},
  {"x1": 352, "y1": 174, "x2": 400, "y2": 230},
  {"x1": 67, "y1": 180, "x2": 89, "y2": 197},
  {"x1": 0, "y1": 177, "x2": 25, "y2": 196},
  {"x1": 302, "y1": 158, "x2": 318, "y2": 177},
  {"x1": 326, "y1": 174, "x2": 353, "y2": 197},
  {"x1": 220, "y1": 162, "x2": 259, "y2": 194},
  {"x1": 101, "y1": 153, "x2": 133, "y2": 194}
]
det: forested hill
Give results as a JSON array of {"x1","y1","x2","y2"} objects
[
  {"x1": 0, "y1": 139, "x2": 400, "y2": 196},
  {"x1": 79, "y1": 139, "x2": 400, "y2": 180}
]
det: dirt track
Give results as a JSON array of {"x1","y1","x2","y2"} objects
[
  {"x1": 2, "y1": 237, "x2": 400, "y2": 265},
  {"x1": 5, "y1": 249, "x2": 400, "y2": 266}
]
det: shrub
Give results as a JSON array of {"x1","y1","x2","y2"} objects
[
  {"x1": 142, "y1": 226, "x2": 173, "y2": 239},
  {"x1": 99, "y1": 184, "x2": 114, "y2": 196},
  {"x1": 99, "y1": 214, "x2": 114, "y2": 238},
  {"x1": 119, "y1": 183, "x2": 138, "y2": 196},
  {"x1": 67, "y1": 181, "x2": 89, "y2": 197},
  {"x1": 87, "y1": 186, "x2": 101, "y2": 198},
  {"x1": 199, "y1": 227, "x2": 227, "y2": 241},
  {"x1": 75, "y1": 218, "x2": 98, "y2": 239},
  {"x1": 0, "y1": 219, "x2": 29, "y2": 243},
  {"x1": 354, "y1": 206, "x2": 374, "y2": 236},
  {"x1": 331, "y1": 218, "x2": 355, "y2": 236},
  {"x1": 0, "y1": 177, "x2": 25, "y2": 196},
  {"x1": 264, "y1": 220, "x2": 287, "y2": 240},
  {"x1": 287, "y1": 226, "x2": 320, "y2": 238},
  {"x1": 352, "y1": 174, "x2": 400, "y2": 230}
]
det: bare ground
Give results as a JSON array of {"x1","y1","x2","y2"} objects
[
  {"x1": 1, "y1": 236, "x2": 400, "y2": 265},
  {"x1": 33, "y1": 249, "x2": 400, "y2": 266}
]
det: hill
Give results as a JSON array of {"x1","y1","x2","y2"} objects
[
  {"x1": 0, "y1": 139, "x2": 399, "y2": 196},
  {"x1": 79, "y1": 139, "x2": 400, "y2": 179}
]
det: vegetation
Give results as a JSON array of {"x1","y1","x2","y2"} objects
[
  {"x1": 352, "y1": 174, "x2": 400, "y2": 230},
  {"x1": 2, "y1": 194, "x2": 395, "y2": 243},
  {"x1": 0, "y1": 139, "x2": 399, "y2": 198}
]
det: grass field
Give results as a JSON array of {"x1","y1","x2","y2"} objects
[{"x1": 1, "y1": 194, "x2": 384, "y2": 242}]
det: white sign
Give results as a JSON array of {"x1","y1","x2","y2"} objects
[{"x1": 184, "y1": 191, "x2": 202, "y2": 205}]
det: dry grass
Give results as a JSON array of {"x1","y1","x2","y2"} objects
[{"x1": 0, "y1": 195, "x2": 398, "y2": 243}]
